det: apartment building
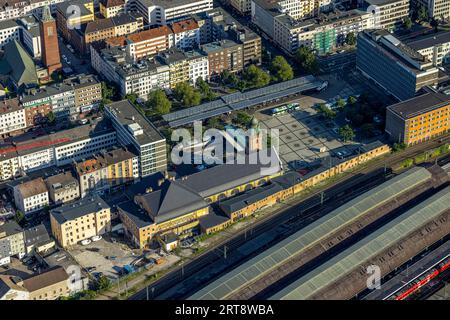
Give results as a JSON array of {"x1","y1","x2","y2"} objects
[
  {"x1": 13, "y1": 177, "x2": 49, "y2": 214},
  {"x1": 56, "y1": 0, "x2": 95, "y2": 42},
  {"x1": 0, "y1": 98, "x2": 27, "y2": 138},
  {"x1": 356, "y1": 30, "x2": 439, "y2": 101},
  {"x1": 0, "y1": 0, "x2": 67, "y2": 22},
  {"x1": 75, "y1": 147, "x2": 139, "y2": 197},
  {"x1": 50, "y1": 195, "x2": 111, "y2": 248},
  {"x1": 157, "y1": 48, "x2": 209, "y2": 87},
  {"x1": 413, "y1": 0, "x2": 450, "y2": 20},
  {"x1": 406, "y1": 30, "x2": 450, "y2": 67},
  {"x1": 0, "y1": 267, "x2": 71, "y2": 300},
  {"x1": 99, "y1": 0, "x2": 125, "y2": 18},
  {"x1": 45, "y1": 172, "x2": 80, "y2": 205},
  {"x1": 273, "y1": 9, "x2": 374, "y2": 55},
  {"x1": 20, "y1": 74, "x2": 102, "y2": 121},
  {"x1": 90, "y1": 44, "x2": 170, "y2": 98},
  {"x1": 70, "y1": 12, "x2": 144, "y2": 54},
  {"x1": 194, "y1": 8, "x2": 261, "y2": 65},
  {"x1": 385, "y1": 92, "x2": 450, "y2": 145},
  {"x1": 362, "y1": 0, "x2": 409, "y2": 30},
  {"x1": 127, "y1": 0, "x2": 213, "y2": 25},
  {"x1": 103, "y1": 18, "x2": 200, "y2": 61},
  {"x1": 201, "y1": 39, "x2": 243, "y2": 77},
  {"x1": 0, "y1": 221, "x2": 25, "y2": 266},
  {"x1": 105, "y1": 100, "x2": 167, "y2": 177},
  {"x1": 0, "y1": 118, "x2": 116, "y2": 180}
]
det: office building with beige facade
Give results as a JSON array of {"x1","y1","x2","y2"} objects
[
  {"x1": 50, "y1": 195, "x2": 111, "y2": 248},
  {"x1": 406, "y1": 30, "x2": 450, "y2": 67},
  {"x1": 0, "y1": 221, "x2": 25, "y2": 266},
  {"x1": 100, "y1": 0, "x2": 125, "y2": 18},
  {"x1": 363, "y1": 0, "x2": 409, "y2": 30}
]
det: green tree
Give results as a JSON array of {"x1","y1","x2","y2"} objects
[
  {"x1": 46, "y1": 111, "x2": 56, "y2": 124},
  {"x1": 124, "y1": 93, "x2": 138, "y2": 105},
  {"x1": 393, "y1": 142, "x2": 407, "y2": 152},
  {"x1": 338, "y1": 125, "x2": 355, "y2": 142},
  {"x1": 403, "y1": 17, "x2": 413, "y2": 30},
  {"x1": 207, "y1": 117, "x2": 223, "y2": 130},
  {"x1": 242, "y1": 65, "x2": 270, "y2": 88},
  {"x1": 345, "y1": 32, "x2": 357, "y2": 46},
  {"x1": 418, "y1": 6, "x2": 428, "y2": 22},
  {"x1": 294, "y1": 47, "x2": 319, "y2": 75},
  {"x1": 336, "y1": 98, "x2": 346, "y2": 109},
  {"x1": 94, "y1": 276, "x2": 111, "y2": 291},
  {"x1": 270, "y1": 56, "x2": 294, "y2": 82},
  {"x1": 101, "y1": 81, "x2": 115, "y2": 104},
  {"x1": 221, "y1": 70, "x2": 239, "y2": 87},
  {"x1": 234, "y1": 111, "x2": 252, "y2": 127},
  {"x1": 174, "y1": 82, "x2": 201, "y2": 107},
  {"x1": 15, "y1": 210, "x2": 24, "y2": 224},
  {"x1": 317, "y1": 103, "x2": 336, "y2": 120},
  {"x1": 347, "y1": 96, "x2": 357, "y2": 105},
  {"x1": 196, "y1": 77, "x2": 216, "y2": 101},
  {"x1": 147, "y1": 89, "x2": 171, "y2": 115}
]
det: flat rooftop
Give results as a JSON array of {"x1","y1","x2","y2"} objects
[
  {"x1": 406, "y1": 30, "x2": 450, "y2": 51},
  {"x1": 105, "y1": 100, "x2": 164, "y2": 146},
  {"x1": 387, "y1": 92, "x2": 450, "y2": 119},
  {"x1": 138, "y1": 0, "x2": 212, "y2": 10}
]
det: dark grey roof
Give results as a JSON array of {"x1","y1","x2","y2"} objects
[
  {"x1": 0, "y1": 40, "x2": 38, "y2": 87},
  {"x1": 219, "y1": 182, "x2": 284, "y2": 216},
  {"x1": 178, "y1": 153, "x2": 281, "y2": 198},
  {"x1": 118, "y1": 200, "x2": 154, "y2": 228},
  {"x1": 136, "y1": 180, "x2": 208, "y2": 223},
  {"x1": 24, "y1": 224, "x2": 50, "y2": 247},
  {"x1": 199, "y1": 210, "x2": 231, "y2": 230},
  {"x1": 271, "y1": 171, "x2": 303, "y2": 189},
  {"x1": 406, "y1": 30, "x2": 450, "y2": 51},
  {"x1": 50, "y1": 195, "x2": 110, "y2": 224},
  {"x1": 387, "y1": 92, "x2": 450, "y2": 119},
  {"x1": 0, "y1": 221, "x2": 23, "y2": 238}
]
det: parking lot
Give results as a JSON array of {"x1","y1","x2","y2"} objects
[
  {"x1": 256, "y1": 75, "x2": 362, "y2": 170},
  {"x1": 69, "y1": 234, "x2": 141, "y2": 280}
]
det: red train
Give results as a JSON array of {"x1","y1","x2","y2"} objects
[{"x1": 388, "y1": 256, "x2": 450, "y2": 300}]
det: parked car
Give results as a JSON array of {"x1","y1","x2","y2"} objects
[
  {"x1": 81, "y1": 239, "x2": 91, "y2": 246},
  {"x1": 91, "y1": 235, "x2": 102, "y2": 242}
]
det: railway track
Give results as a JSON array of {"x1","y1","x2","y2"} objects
[{"x1": 129, "y1": 135, "x2": 449, "y2": 300}]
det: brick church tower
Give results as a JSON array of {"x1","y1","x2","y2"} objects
[{"x1": 39, "y1": 5, "x2": 62, "y2": 77}]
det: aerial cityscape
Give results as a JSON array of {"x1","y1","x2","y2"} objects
[{"x1": 0, "y1": 0, "x2": 449, "y2": 308}]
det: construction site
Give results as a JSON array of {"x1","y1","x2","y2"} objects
[{"x1": 188, "y1": 162, "x2": 450, "y2": 300}]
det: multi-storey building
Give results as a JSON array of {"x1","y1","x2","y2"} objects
[
  {"x1": 0, "y1": 14, "x2": 41, "y2": 57},
  {"x1": 385, "y1": 92, "x2": 450, "y2": 145},
  {"x1": 362, "y1": 0, "x2": 409, "y2": 30},
  {"x1": 70, "y1": 12, "x2": 144, "y2": 54},
  {"x1": 13, "y1": 177, "x2": 49, "y2": 214},
  {"x1": 0, "y1": 98, "x2": 27, "y2": 138},
  {"x1": 356, "y1": 30, "x2": 439, "y2": 101},
  {"x1": 91, "y1": 44, "x2": 170, "y2": 98},
  {"x1": 0, "y1": 118, "x2": 116, "y2": 181},
  {"x1": 104, "y1": 18, "x2": 200, "y2": 61},
  {"x1": 99, "y1": 0, "x2": 125, "y2": 18},
  {"x1": 56, "y1": 0, "x2": 95, "y2": 42},
  {"x1": 0, "y1": 267, "x2": 72, "y2": 300},
  {"x1": 201, "y1": 39, "x2": 243, "y2": 77},
  {"x1": 0, "y1": 221, "x2": 25, "y2": 266},
  {"x1": 272, "y1": 9, "x2": 374, "y2": 55},
  {"x1": 50, "y1": 195, "x2": 111, "y2": 248},
  {"x1": 195, "y1": 8, "x2": 261, "y2": 65},
  {"x1": 127, "y1": 0, "x2": 213, "y2": 25},
  {"x1": 406, "y1": 30, "x2": 450, "y2": 67},
  {"x1": 75, "y1": 147, "x2": 139, "y2": 197},
  {"x1": 45, "y1": 172, "x2": 80, "y2": 205},
  {"x1": 157, "y1": 48, "x2": 209, "y2": 87},
  {"x1": 20, "y1": 74, "x2": 102, "y2": 121},
  {"x1": 0, "y1": 0, "x2": 67, "y2": 22},
  {"x1": 413, "y1": 0, "x2": 450, "y2": 21},
  {"x1": 105, "y1": 100, "x2": 167, "y2": 177}
]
